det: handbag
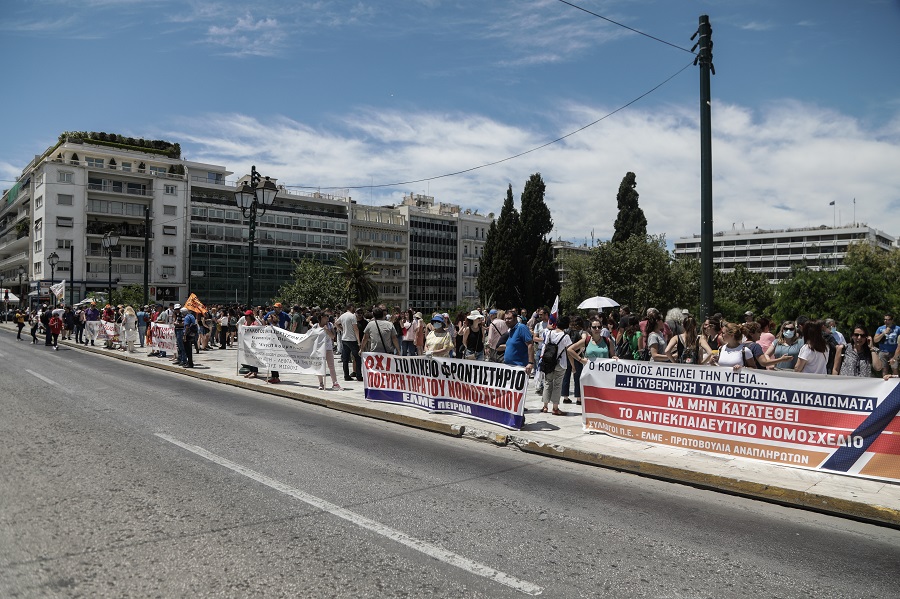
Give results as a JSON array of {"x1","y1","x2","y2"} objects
[{"x1": 463, "y1": 349, "x2": 477, "y2": 360}]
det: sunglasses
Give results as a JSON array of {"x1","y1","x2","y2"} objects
[
  {"x1": 783, "y1": 327, "x2": 795, "y2": 331},
  {"x1": 591, "y1": 325, "x2": 603, "y2": 329},
  {"x1": 852, "y1": 333, "x2": 865, "y2": 337}
]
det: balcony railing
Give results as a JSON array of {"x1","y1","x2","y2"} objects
[{"x1": 0, "y1": 251, "x2": 28, "y2": 268}]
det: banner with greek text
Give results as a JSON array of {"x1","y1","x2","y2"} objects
[
  {"x1": 237, "y1": 326, "x2": 328, "y2": 375},
  {"x1": 362, "y1": 353, "x2": 528, "y2": 430},
  {"x1": 581, "y1": 360, "x2": 900, "y2": 483},
  {"x1": 149, "y1": 323, "x2": 176, "y2": 352}
]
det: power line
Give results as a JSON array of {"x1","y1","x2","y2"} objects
[
  {"x1": 555, "y1": 0, "x2": 696, "y2": 54},
  {"x1": 283, "y1": 59, "x2": 695, "y2": 191}
]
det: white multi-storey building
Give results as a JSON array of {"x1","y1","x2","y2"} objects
[{"x1": 673, "y1": 225, "x2": 895, "y2": 283}]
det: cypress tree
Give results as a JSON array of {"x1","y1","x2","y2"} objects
[
  {"x1": 479, "y1": 185, "x2": 523, "y2": 307},
  {"x1": 612, "y1": 172, "x2": 647, "y2": 244},
  {"x1": 519, "y1": 173, "x2": 554, "y2": 307}
]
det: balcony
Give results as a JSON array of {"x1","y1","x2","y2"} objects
[
  {"x1": 88, "y1": 182, "x2": 153, "y2": 197},
  {"x1": 86, "y1": 221, "x2": 152, "y2": 238},
  {"x1": 0, "y1": 251, "x2": 28, "y2": 269}
]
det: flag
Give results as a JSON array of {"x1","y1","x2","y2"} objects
[
  {"x1": 50, "y1": 279, "x2": 66, "y2": 301},
  {"x1": 550, "y1": 295, "x2": 559, "y2": 322},
  {"x1": 184, "y1": 292, "x2": 208, "y2": 314},
  {"x1": 829, "y1": 201, "x2": 835, "y2": 206}
]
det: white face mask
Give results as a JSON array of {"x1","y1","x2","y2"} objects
[
  {"x1": 433, "y1": 322, "x2": 443, "y2": 329},
  {"x1": 783, "y1": 329, "x2": 796, "y2": 339}
]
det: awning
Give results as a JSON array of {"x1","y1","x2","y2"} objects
[{"x1": 1, "y1": 288, "x2": 20, "y2": 302}]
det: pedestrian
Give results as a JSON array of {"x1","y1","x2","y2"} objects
[
  {"x1": 764, "y1": 320, "x2": 803, "y2": 370},
  {"x1": 15, "y1": 309, "x2": 25, "y2": 340},
  {"x1": 48, "y1": 311, "x2": 63, "y2": 350},
  {"x1": 485, "y1": 309, "x2": 508, "y2": 363},
  {"x1": 400, "y1": 308, "x2": 419, "y2": 356},
  {"x1": 560, "y1": 315, "x2": 586, "y2": 404},
  {"x1": 62, "y1": 306, "x2": 75, "y2": 340},
  {"x1": 502, "y1": 309, "x2": 535, "y2": 372},
  {"x1": 30, "y1": 309, "x2": 40, "y2": 344},
  {"x1": 537, "y1": 314, "x2": 572, "y2": 415},
  {"x1": 460, "y1": 310, "x2": 486, "y2": 361},
  {"x1": 41, "y1": 304, "x2": 52, "y2": 346},
  {"x1": 136, "y1": 305, "x2": 149, "y2": 348},
  {"x1": 664, "y1": 315, "x2": 699, "y2": 364},
  {"x1": 710, "y1": 322, "x2": 753, "y2": 370},
  {"x1": 182, "y1": 308, "x2": 197, "y2": 368},
  {"x1": 238, "y1": 310, "x2": 260, "y2": 379}
]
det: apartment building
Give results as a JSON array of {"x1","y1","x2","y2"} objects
[
  {"x1": 458, "y1": 208, "x2": 492, "y2": 304},
  {"x1": 350, "y1": 203, "x2": 408, "y2": 309},
  {"x1": 673, "y1": 224, "x2": 895, "y2": 283},
  {"x1": 0, "y1": 137, "x2": 201, "y2": 306}
]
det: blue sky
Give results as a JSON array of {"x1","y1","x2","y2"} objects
[{"x1": 2, "y1": 0, "x2": 899, "y2": 245}]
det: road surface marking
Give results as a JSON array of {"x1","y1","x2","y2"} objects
[
  {"x1": 156, "y1": 433, "x2": 543, "y2": 596},
  {"x1": 27, "y1": 369, "x2": 63, "y2": 388}
]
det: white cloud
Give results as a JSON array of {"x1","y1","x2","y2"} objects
[
  {"x1": 740, "y1": 21, "x2": 776, "y2": 31},
  {"x1": 169, "y1": 99, "x2": 900, "y2": 246},
  {"x1": 206, "y1": 14, "x2": 286, "y2": 57}
]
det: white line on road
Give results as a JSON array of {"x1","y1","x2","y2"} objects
[
  {"x1": 156, "y1": 433, "x2": 543, "y2": 596},
  {"x1": 27, "y1": 369, "x2": 63, "y2": 388}
]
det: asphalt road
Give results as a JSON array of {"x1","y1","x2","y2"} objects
[{"x1": 1, "y1": 333, "x2": 899, "y2": 598}]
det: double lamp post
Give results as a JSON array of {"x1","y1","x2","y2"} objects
[
  {"x1": 102, "y1": 231, "x2": 120, "y2": 305},
  {"x1": 234, "y1": 166, "x2": 277, "y2": 308}
]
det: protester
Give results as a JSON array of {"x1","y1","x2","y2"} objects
[
  {"x1": 311, "y1": 312, "x2": 342, "y2": 391},
  {"x1": 502, "y1": 309, "x2": 535, "y2": 375},
  {"x1": 645, "y1": 313, "x2": 671, "y2": 362},
  {"x1": 664, "y1": 315, "x2": 700, "y2": 364},
  {"x1": 795, "y1": 320, "x2": 829, "y2": 375},
  {"x1": 566, "y1": 316, "x2": 611, "y2": 405},
  {"x1": 336, "y1": 303, "x2": 362, "y2": 383},
  {"x1": 263, "y1": 303, "x2": 291, "y2": 383},
  {"x1": 400, "y1": 309, "x2": 419, "y2": 356},
  {"x1": 136, "y1": 305, "x2": 148, "y2": 348},
  {"x1": 238, "y1": 310, "x2": 260, "y2": 379},
  {"x1": 559, "y1": 316, "x2": 585, "y2": 404},
  {"x1": 537, "y1": 314, "x2": 572, "y2": 415},
  {"x1": 48, "y1": 310, "x2": 63, "y2": 350},
  {"x1": 874, "y1": 314, "x2": 899, "y2": 376},
  {"x1": 764, "y1": 320, "x2": 803, "y2": 370},
  {"x1": 182, "y1": 308, "x2": 198, "y2": 368},
  {"x1": 122, "y1": 306, "x2": 139, "y2": 353},
  {"x1": 15, "y1": 309, "x2": 25, "y2": 340},
  {"x1": 486, "y1": 309, "x2": 508, "y2": 363},
  {"x1": 710, "y1": 322, "x2": 753, "y2": 370},
  {"x1": 424, "y1": 313, "x2": 454, "y2": 357},
  {"x1": 835, "y1": 324, "x2": 882, "y2": 378},
  {"x1": 460, "y1": 310, "x2": 486, "y2": 361},
  {"x1": 361, "y1": 307, "x2": 399, "y2": 355}
]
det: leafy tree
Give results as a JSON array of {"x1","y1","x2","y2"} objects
[
  {"x1": 611, "y1": 172, "x2": 647, "y2": 244},
  {"x1": 112, "y1": 284, "x2": 146, "y2": 309},
  {"x1": 530, "y1": 239, "x2": 561, "y2": 309},
  {"x1": 333, "y1": 249, "x2": 379, "y2": 307},
  {"x1": 560, "y1": 250, "x2": 595, "y2": 311},
  {"x1": 593, "y1": 234, "x2": 673, "y2": 314},
  {"x1": 275, "y1": 258, "x2": 344, "y2": 308},
  {"x1": 714, "y1": 265, "x2": 774, "y2": 321},
  {"x1": 772, "y1": 263, "x2": 838, "y2": 324},
  {"x1": 670, "y1": 256, "x2": 701, "y2": 316}
]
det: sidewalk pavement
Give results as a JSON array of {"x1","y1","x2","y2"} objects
[{"x1": 6, "y1": 323, "x2": 899, "y2": 527}]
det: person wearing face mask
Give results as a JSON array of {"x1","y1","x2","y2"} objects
[
  {"x1": 424, "y1": 313, "x2": 454, "y2": 357},
  {"x1": 764, "y1": 320, "x2": 803, "y2": 370}
]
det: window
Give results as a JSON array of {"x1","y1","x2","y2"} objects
[
  {"x1": 36, "y1": 173, "x2": 44, "y2": 187},
  {"x1": 163, "y1": 246, "x2": 176, "y2": 256},
  {"x1": 34, "y1": 262, "x2": 42, "y2": 274},
  {"x1": 35, "y1": 196, "x2": 43, "y2": 209},
  {"x1": 163, "y1": 225, "x2": 177, "y2": 235},
  {"x1": 162, "y1": 266, "x2": 176, "y2": 276},
  {"x1": 56, "y1": 217, "x2": 74, "y2": 227},
  {"x1": 163, "y1": 204, "x2": 177, "y2": 215},
  {"x1": 58, "y1": 194, "x2": 73, "y2": 206},
  {"x1": 57, "y1": 239, "x2": 73, "y2": 249},
  {"x1": 34, "y1": 217, "x2": 42, "y2": 238},
  {"x1": 34, "y1": 240, "x2": 42, "y2": 252},
  {"x1": 149, "y1": 165, "x2": 167, "y2": 176},
  {"x1": 86, "y1": 157, "x2": 104, "y2": 168},
  {"x1": 121, "y1": 161, "x2": 132, "y2": 172},
  {"x1": 58, "y1": 171, "x2": 73, "y2": 183},
  {"x1": 164, "y1": 185, "x2": 176, "y2": 195}
]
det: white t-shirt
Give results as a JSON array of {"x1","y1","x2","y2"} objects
[
  {"x1": 540, "y1": 329, "x2": 572, "y2": 369},
  {"x1": 717, "y1": 344, "x2": 752, "y2": 368},
  {"x1": 338, "y1": 311, "x2": 358, "y2": 342},
  {"x1": 798, "y1": 344, "x2": 828, "y2": 374}
]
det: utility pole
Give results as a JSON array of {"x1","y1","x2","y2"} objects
[
  {"x1": 144, "y1": 207, "x2": 150, "y2": 307},
  {"x1": 692, "y1": 15, "x2": 715, "y2": 319}
]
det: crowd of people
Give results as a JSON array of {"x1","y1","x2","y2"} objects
[{"x1": 11, "y1": 300, "x2": 899, "y2": 405}]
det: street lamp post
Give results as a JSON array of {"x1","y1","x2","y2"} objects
[
  {"x1": 101, "y1": 232, "x2": 120, "y2": 305},
  {"x1": 234, "y1": 166, "x2": 278, "y2": 307},
  {"x1": 18, "y1": 265, "x2": 26, "y2": 312},
  {"x1": 47, "y1": 252, "x2": 59, "y2": 307}
]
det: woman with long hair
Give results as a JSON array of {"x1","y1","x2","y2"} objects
[
  {"x1": 621, "y1": 315, "x2": 642, "y2": 360},
  {"x1": 568, "y1": 316, "x2": 615, "y2": 406},
  {"x1": 313, "y1": 312, "x2": 342, "y2": 390},
  {"x1": 645, "y1": 314, "x2": 671, "y2": 362},
  {"x1": 711, "y1": 322, "x2": 753, "y2": 369},
  {"x1": 764, "y1": 320, "x2": 803, "y2": 370},
  {"x1": 665, "y1": 315, "x2": 700, "y2": 364},
  {"x1": 835, "y1": 324, "x2": 882, "y2": 377},
  {"x1": 401, "y1": 308, "x2": 418, "y2": 356},
  {"x1": 794, "y1": 319, "x2": 828, "y2": 374}
]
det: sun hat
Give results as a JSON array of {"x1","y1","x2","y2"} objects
[
  {"x1": 245, "y1": 310, "x2": 253, "y2": 316},
  {"x1": 467, "y1": 309, "x2": 484, "y2": 321},
  {"x1": 414, "y1": 312, "x2": 423, "y2": 319},
  {"x1": 174, "y1": 303, "x2": 181, "y2": 309},
  {"x1": 431, "y1": 313, "x2": 445, "y2": 324}
]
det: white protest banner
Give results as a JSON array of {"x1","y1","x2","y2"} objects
[
  {"x1": 149, "y1": 323, "x2": 176, "y2": 352},
  {"x1": 84, "y1": 320, "x2": 102, "y2": 342},
  {"x1": 362, "y1": 353, "x2": 528, "y2": 430},
  {"x1": 581, "y1": 359, "x2": 900, "y2": 483},
  {"x1": 237, "y1": 326, "x2": 328, "y2": 375},
  {"x1": 96, "y1": 320, "x2": 119, "y2": 342},
  {"x1": 50, "y1": 279, "x2": 66, "y2": 301}
]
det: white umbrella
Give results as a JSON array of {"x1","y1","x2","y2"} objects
[
  {"x1": 1, "y1": 288, "x2": 20, "y2": 303},
  {"x1": 577, "y1": 296, "x2": 620, "y2": 310}
]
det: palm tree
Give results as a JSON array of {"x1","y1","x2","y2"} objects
[{"x1": 333, "y1": 249, "x2": 379, "y2": 306}]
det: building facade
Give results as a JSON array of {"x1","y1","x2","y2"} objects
[
  {"x1": 458, "y1": 209, "x2": 492, "y2": 305},
  {"x1": 673, "y1": 225, "x2": 895, "y2": 283},
  {"x1": 349, "y1": 203, "x2": 408, "y2": 309}
]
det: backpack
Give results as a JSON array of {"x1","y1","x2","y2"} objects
[
  {"x1": 540, "y1": 331, "x2": 564, "y2": 373},
  {"x1": 616, "y1": 333, "x2": 632, "y2": 360}
]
